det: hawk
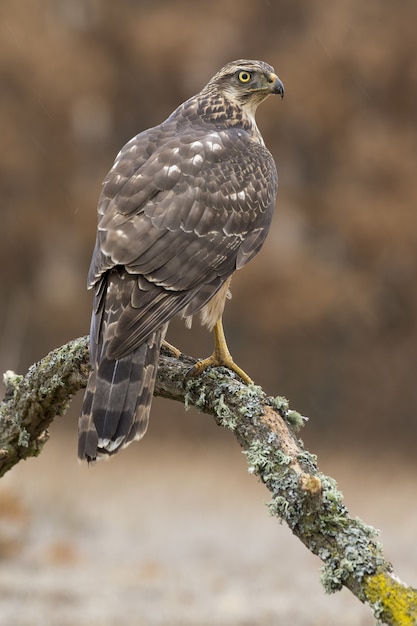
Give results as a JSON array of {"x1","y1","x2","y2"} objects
[{"x1": 78, "y1": 59, "x2": 284, "y2": 461}]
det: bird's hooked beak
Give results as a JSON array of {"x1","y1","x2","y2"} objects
[{"x1": 268, "y1": 73, "x2": 285, "y2": 99}]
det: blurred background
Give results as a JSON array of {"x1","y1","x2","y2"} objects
[{"x1": 0, "y1": 1, "x2": 416, "y2": 624}]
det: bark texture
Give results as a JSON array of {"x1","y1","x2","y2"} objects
[{"x1": 1, "y1": 336, "x2": 416, "y2": 625}]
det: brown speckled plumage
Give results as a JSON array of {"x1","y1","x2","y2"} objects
[{"x1": 78, "y1": 59, "x2": 284, "y2": 461}]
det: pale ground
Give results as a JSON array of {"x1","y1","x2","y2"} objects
[{"x1": 0, "y1": 405, "x2": 416, "y2": 626}]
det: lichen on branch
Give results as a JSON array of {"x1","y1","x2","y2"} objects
[{"x1": 0, "y1": 336, "x2": 416, "y2": 625}]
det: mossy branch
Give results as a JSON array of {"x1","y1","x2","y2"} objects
[{"x1": 1, "y1": 335, "x2": 416, "y2": 624}]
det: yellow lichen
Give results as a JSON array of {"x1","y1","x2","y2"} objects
[{"x1": 364, "y1": 572, "x2": 417, "y2": 625}]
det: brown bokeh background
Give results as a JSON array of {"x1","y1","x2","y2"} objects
[
  {"x1": 1, "y1": 0, "x2": 416, "y2": 450},
  {"x1": 0, "y1": 2, "x2": 416, "y2": 624}
]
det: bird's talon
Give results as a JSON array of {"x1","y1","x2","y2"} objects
[
  {"x1": 185, "y1": 363, "x2": 200, "y2": 378},
  {"x1": 161, "y1": 340, "x2": 182, "y2": 359},
  {"x1": 185, "y1": 358, "x2": 213, "y2": 379},
  {"x1": 186, "y1": 355, "x2": 253, "y2": 385}
]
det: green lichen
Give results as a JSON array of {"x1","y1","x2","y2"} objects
[
  {"x1": 297, "y1": 450, "x2": 318, "y2": 473},
  {"x1": 267, "y1": 470, "x2": 302, "y2": 525},
  {"x1": 286, "y1": 409, "x2": 305, "y2": 430},
  {"x1": 268, "y1": 495, "x2": 290, "y2": 521},
  {"x1": 320, "y1": 474, "x2": 344, "y2": 504},
  {"x1": 266, "y1": 395, "x2": 306, "y2": 431},
  {"x1": 268, "y1": 395, "x2": 289, "y2": 413},
  {"x1": 244, "y1": 439, "x2": 275, "y2": 475},
  {"x1": 235, "y1": 383, "x2": 265, "y2": 419},
  {"x1": 184, "y1": 378, "x2": 207, "y2": 412},
  {"x1": 18, "y1": 428, "x2": 30, "y2": 448},
  {"x1": 39, "y1": 373, "x2": 64, "y2": 397},
  {"x1": 244, "y1": 439, "x2": 293, "y2": 478},
  {"x1": 319, "y1": 514, "x2": 384, "y2": 594},
  {"x1": 264, "y1": 461, "x2": 388, "y2": 595},
  {"x1": 214, "y1": 393, "x2": 239, "y2": 430}
]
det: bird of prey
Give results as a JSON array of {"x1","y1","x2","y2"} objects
[{"x1": 78, "y1": 59, "x2": 284, "y2": 461}]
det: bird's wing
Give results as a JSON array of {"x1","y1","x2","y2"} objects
[{"x1": 89, "y1": 124, "x2": 277, "y2": 360}]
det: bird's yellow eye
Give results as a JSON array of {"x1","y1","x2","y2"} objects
[{"x1": 238, "y1": 71, "x2": 251, "y2": 83}]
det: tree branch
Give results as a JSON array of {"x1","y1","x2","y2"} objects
[{"x1": 1, "y1": 336, "x2": 416, "y2": 625}]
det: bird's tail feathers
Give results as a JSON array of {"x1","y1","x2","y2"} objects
[{"x1": 78, "y1": 329, "x2": 163, "y2": 461}]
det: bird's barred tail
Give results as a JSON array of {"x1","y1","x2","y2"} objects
[{"x1": 78, "y1": 329, "x2": 163, "y2": 461}]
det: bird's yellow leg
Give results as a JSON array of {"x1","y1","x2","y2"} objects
[
  {"x1": 188, "y1": 317, "x2": 253, "y2": 384},
  {"x1": 161, "y1": 339, "x2": 182, "y2": 359}
]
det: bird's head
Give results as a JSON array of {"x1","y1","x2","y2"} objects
[{"x1": 203, "y1": 59, "x2": 284, "y2": 111}]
